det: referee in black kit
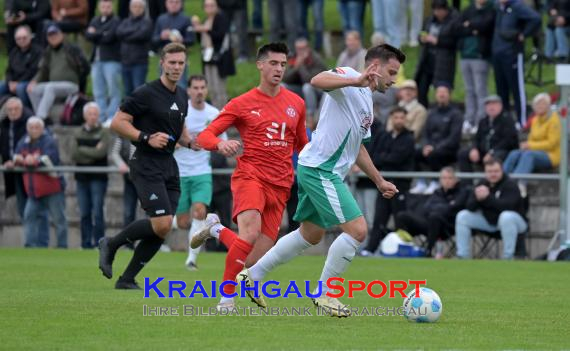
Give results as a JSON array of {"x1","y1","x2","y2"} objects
[{"x1": 98, "y1": 43, "x2": 198, "y2": 289}]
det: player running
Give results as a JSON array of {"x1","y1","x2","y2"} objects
[
  {"x1": 237, "y1": 44, "x2": 405, "y2": 317},
  {"x1": 193, "y1": 43, "x2": 309, "y2": 310},
  {"x1": 172, "y1": 75, "x2": 227, "y2": 270}
]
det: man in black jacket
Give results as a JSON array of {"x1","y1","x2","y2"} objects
[
  {"x1": 455, "y1": 158, "x2": 527, "y2": 259},
  {"x1": 4, "y1": 0, "x2": 50, "y2": 51},
  {"x1": 361, "y1": 107, "x2": 415, "y2": 256},
  {"x1": 457, "y1": 95, "x2": 518, "y2": 172},
  {"x1": 395, "y1": 167, "x2": 468, "y2": 257},
  {"x1": 411, "y1": 84, "x2": 463, "y2": 195},
  {"x1": 415, "y1": 0, "x2": 459, "y2": 107},
  {"x1": 85, "y1": 0, "x2": 122, "y2": 124},
  {"x1": 0, "y1": 25, "x2": 42, "y2": 108}
]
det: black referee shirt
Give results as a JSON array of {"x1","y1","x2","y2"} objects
[{"x1": 120, "y1": 79, "x2": 188, "y2": 155}]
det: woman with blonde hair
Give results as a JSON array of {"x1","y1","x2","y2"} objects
[{"x1": 503, "y1": 92, "x2": 561, "y2": 196}]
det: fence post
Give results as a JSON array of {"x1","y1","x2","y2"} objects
[{"x1": 555, "y1": 65, "x2": 570, "y2": 248}]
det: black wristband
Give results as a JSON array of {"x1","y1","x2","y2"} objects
[{"x1": 138, "y1": 132, "x2": 150, "y2": 144}]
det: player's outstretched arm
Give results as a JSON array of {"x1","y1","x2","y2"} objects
[
  {"x1": 310, "y1": 64, "x2": 381, "y2": 91},
  {"x1": 355, "y1": 144, "x2": 398, "y2": 199}
]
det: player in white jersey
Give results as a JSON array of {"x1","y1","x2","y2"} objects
[
  {"x1": 237, "y1": 44, "x2": 406, "y2": 316},
  {"x1": 173, "y1": 75, "x2": 226, "y2": 270}
]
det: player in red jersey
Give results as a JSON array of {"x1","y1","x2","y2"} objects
[{"x1": 193, "y1": 42, "x2": 309, "y2": 310}]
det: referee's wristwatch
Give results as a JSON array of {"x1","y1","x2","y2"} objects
[{"x1": 138, "y1": 132, "x2": 150, "y2": 145}]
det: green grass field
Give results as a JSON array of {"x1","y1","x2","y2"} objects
[{"x1": 1, "y1": 248, "x2": 569, "y2": 350}]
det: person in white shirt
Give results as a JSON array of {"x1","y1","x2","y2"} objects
[
  {"x1": 173, "y1": 75, "x2": 226, "y2": 270},
  {"x1": 237, "y1": 44, "x2": 405, "y2": 317}
]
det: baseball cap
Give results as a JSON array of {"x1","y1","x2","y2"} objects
[{"x1": 46, "y1": 24, "x2": 61, "y2": 35}]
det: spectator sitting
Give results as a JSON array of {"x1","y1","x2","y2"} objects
[
  {"x1": 410, "y1": 84, "x2": 463, "y2": 195},
  {"x1": 191, "y1": 0, "x2": 236, "y2": 109},
  {"x1": 0, "y1": 25, "x2": 43, "y2": 109},
  {"x1": 337, "y1": 31, "x2": 367, "y2": 72},
  {"x1": 13, "y1": 117, "x2": 68, "y2": 248},
  {"x1": 360, "y1": 107, "x2": 416, "y2": 257},
  {"x1": 152, "y1": 0, "x2": 195, "y2": 88},
  {"x1": 457, "y1": 94, "x2": 518, "y2": 173},
  {"x1": 51, "y1": 0, "x2": 89, "y2": 34},
  {"x1": 84, "y1": 0, "x2": 122, "y2": 124},
  {"x1": 282, "y1": 38, "x2": 327, "y2": 121},
  {"x1": 503, "y1": 93, "x2": 561, "y2": 197},
  {"x1": 27, "y1": 24, "x2": 90, "y2": 122},
  {"x1": 116, "y1": 0, "x2": 153, "y2": 96},
  {"x1": 415, "y1": 0, "x2": 459, "y2": 107},
  {"x1": 388, "y1": 79, "x2": 427, "y2": 142},
  {"x1": 456, "y1": 158, "x2": 527, "y2": 259},
  {"x1": 544, "y1": 0, "x2": 570, "y2": 62},
  {"x1": 3, "y1": 0, "x2": 50, "y2": 52},
  {"x1": 457, "y1": 0, "x2": 495, "y2": 133},
  {"x1": 395, "y1": 167, "x2": 468, "y2": 258},
  {"x1": 71, "y1": 102, "x2": 112, "y2": 249}
]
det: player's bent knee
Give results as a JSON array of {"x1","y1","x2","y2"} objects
[
  {"x1": 340, "y1": 217, "x2": 368, "y2": 242},
  {"x1": 192, "y1": 203, "x2": 207, "y2": 220},
  {"x1": 151, "y1": 216, "x2": 173, "y2": 238}
]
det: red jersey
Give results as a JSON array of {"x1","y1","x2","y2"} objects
[{"x1": 197, "y1": 87, "x2": 308, "y2": 189}]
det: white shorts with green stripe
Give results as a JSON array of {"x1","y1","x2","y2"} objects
[{"x1": 293, "y1": 164, "x2": 363, "y2": 229}]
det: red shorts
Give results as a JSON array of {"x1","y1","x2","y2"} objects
[{"x1": 231, "y1": 174, "x2": 291, "y2": 241}]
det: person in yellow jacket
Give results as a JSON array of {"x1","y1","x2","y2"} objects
[{"x1": 503, "y1": 92, "x2": 561, "y2": 196}]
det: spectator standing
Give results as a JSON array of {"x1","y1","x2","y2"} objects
[
  {"x1": 217, "y1": 0, "x2": 250, "y2": 61},
  {"x1": 3, "y1": 0, "x2": 50, "y2": 51},
  {"x1": 27, "y1": 24, "x2": 90, "y2": 122},
  {"x1": 544, "y1": 0, "x2": 570, "y2": 62},
  {"x1": 152, "y1": 0, "x2": 195, "y2": 88},
  {"x1": 399, "y1": 0, "x2": 425, "y2": 47},
  {"x1": 268, "y1": 0, "x2": 300, "y2": 51},
  {"x1": 282, "y1": 38, "x2": 327, "y2": 121},
  {"x1": 371, "y1": 0, "x2": 403, "y2": 48},
  {"x1": 456, "y1": 158, "x2": 527, "y2": 259},
  {"x1": 503, "y1": 93, "x2": 561, "y2": 196},
  {"x1": 51, "y1": 0, "x2": 89, "y2": 34},
  {"x1": 116, "y1": 0, "x2": 153, "y2": 97},
  {"x1": 85, "y1": 0, "x2": 122, "y2": 124},
  {"x1": 192, "y1": 0, "x2": 236, "y2": 110},
  {"x1": 360, "y1": 107, "x2": 415, "y2": 256},
  {"x1": 457, "y1": 95, "x2": 518, "y2": 172},
  {"x1": 336, "y1": 31, "x2": 367, "y2": 72},
  {"x1": 411, "y1": 84, "x2": 463, "y2": 195},
  {"x1": 298, "y1": 0, "x2": 324, "y2": 52},
  {"x1": 0, "y1": 25, "x2": 43, "y2": 108},
  {"x1": 14, "y1": 117, "x2": 68, "y2": 248},
  {"x1": 457, "y1": 0, "x2": 496, "y2": 133},
  {"x1": 492, "y1": 0, "x2": 541, "y2": 126},
  {"x1": 415, "y1": 0, "x2": 459, "y2": 107},
  {"x1": 337, "y1": 0, "x2": 366, "y2": 39},
  {"x1": 71, "y1": 102, "x2": 112, "y2": 249},
  {"x1": 395, "y1": 167, "x2": 468, "y2": 258}
]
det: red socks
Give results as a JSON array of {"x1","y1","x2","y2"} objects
[
  {"x1": 219, "y1": 228, "x2": 237, "y2": 249},
  {"x1": 222, "y1": 237, "x2": 253, "y2": 295}
]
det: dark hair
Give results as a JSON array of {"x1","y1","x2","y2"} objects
[
  {"x1": 256, "y1": 42, "x2": 289, "y2": 61},
  {"x1": 432, "y1": 0, "x2": 449, "y2": 9},
  {"x1": 483, "y1": 157, "x2": 502, "y2": 168},
  {"x1": 160, "y1": 42, "x2": 186, "y2": 59},
  {"x1": 365, "y1": 44, "x2": 406, "y2": 65},
  {"x1": 389, "y1": 106, "x2": 408, "y2": 116},
  {"x1": 188, "y1": 74, "x2": 207, "y2": 86}
]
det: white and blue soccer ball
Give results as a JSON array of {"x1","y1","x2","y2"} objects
[{"x1": 402, "y1": 287, "x2": 442, "y2": 323}]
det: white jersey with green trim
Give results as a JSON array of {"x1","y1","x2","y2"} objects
[
  {"x1": 298, "y1": 66, "x2": 373, "y2": 180},
  {"x1": 174, "y1": 102, "x2": 227, "y2": 177}
]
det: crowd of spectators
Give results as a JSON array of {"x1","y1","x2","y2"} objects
[{"x1": 0, "y1": 0, "x2": 565, "y2": 259}]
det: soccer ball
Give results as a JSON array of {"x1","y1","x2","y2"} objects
[{"x1": 402, "y1": 287, "x2": 442, "y2": 323}]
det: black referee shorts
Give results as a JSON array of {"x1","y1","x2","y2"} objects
[{"x1": 129, "y1": 151, "x2": 180, "y2": 218}]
